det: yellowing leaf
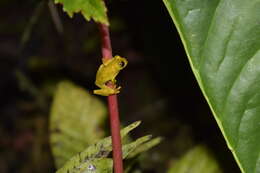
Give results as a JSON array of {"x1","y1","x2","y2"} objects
[
  {"x1": 50, "y1": 81, "x2": 107, "y2": 168},
  {"x1": 54, "y1": 0, "x2": 109, "y2": 25}
]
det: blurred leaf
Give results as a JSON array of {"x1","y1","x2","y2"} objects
[
  {"x1": 167, "y1": 145, "x2": 222, "y2": 173},
  {"x1": 56, "y1": 121, "x2": 161, "y2": 173},
  {"x1": 50, "y1": 81, "x2": 107, "y2": 168},
  {"x1": 163, "y1": 0, "x2": 260, "y2": 172},
  {"x1": 27, "y1": 56, "x2": 53, "y2": 70},
  {"x1": 54, "y1": 0, "x2": 108, "y2": 25}
]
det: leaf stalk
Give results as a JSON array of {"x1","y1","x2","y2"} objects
[{"x1": 98, "y1": 21, "x2": 124, "y2": 173}]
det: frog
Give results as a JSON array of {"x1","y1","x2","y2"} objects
[{"x1": 93, "y1": 55, "x2": 128, "y2": 96}]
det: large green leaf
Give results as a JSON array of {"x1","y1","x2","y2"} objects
[
  {"x1": 163, "y1": 0, "x2": 260, "y2": 173},
  {"x1": 54, "y1": 0, "x2": 108, "y2": 25}
]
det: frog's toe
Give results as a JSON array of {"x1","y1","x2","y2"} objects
[
  {"x1": 115, "y1": 90, "x2": 120, "y2": 94},
  {"x1": 113, "y1": 86, "x2": 121, "y2": 94}
]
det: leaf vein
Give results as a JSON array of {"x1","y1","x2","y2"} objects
[
  {"x1": 216, "y1": 19, "x2": 238, "y2": 72},
  {"x1": 198, "y1": 0, "x2": 222, "y2": 68},
  {"x1": 223, "y1": 49, "x2": 260, "y2": 147}
]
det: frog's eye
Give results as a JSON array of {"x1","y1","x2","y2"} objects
[{"x1": 118, "y1": 61, "x2": 125, "y2": 68}]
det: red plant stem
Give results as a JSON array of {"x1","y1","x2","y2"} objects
[{"x1": 98, "y1": 24, "x2": 124, "y2": 173}]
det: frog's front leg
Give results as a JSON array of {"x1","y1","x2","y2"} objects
[
  {"x1": 109, "y1": 79, "x2": 121, "y2": 91},
  {"x1": 93, "y1": 84, "x2": 121, "y2": 96},
  {"x1": 111, "y1": 78, "x2": 117, "y2": 84}
]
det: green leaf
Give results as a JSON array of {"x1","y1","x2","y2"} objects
[
  {"x1": 50, "y1": 81, "x2": 107, "y2": 168},
  {"x1": 122, "y1": 135, "x2": 153, "y2": 159},
  {"x1": 56, "y1": 121, "x2": 161, "y2": 173},
  {"x1": 167, "y1": 145, "x2": 222, "y2": 173},
  {"x1": 126, "y1": 137, "x2": 163, "y2": 159},
  {"x1": 56, "y1": 121, "x2": 141, "y2": 172},
  {"x1": 163, "y1": 0, "x2": 260, "y2": 173},
  {"x1": 54, "y1": 0, "x2": 109, "y2": 25}
]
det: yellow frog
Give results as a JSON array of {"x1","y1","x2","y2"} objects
[{"x1": 94, "y1": 55, "x2": 128, "y2": 96}]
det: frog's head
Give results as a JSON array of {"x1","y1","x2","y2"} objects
[{"x1": 114, "y1": 55, "x2": 128, "y2": 70}]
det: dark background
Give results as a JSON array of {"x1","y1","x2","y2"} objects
[{"x1": 0, "y1": 0, "x2": 240, "y2": 172}]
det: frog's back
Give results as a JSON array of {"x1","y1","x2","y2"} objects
[{"x1": 95, "y1": 65, "x2": 111, "y2": 85}]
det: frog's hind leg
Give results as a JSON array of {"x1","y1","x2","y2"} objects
[{"x1": 94, "y1": 86, "x2": 120, "y2": 96}]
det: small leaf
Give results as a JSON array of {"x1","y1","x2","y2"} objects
[
  {"x1": 54, "y1": 0, "x2": 109, "y2": 25},
  {"x1": 167, "y1": 145, "x2": 222, "y2": 173},
  {"x1": 127, "y1": 137, "x2": 163, "y2": 159},
  {"x1": 56, "y1": 121, "x2": 142, "y2": 173},
  {"x1": 56, "y1": 121, "x2": 161, "y2": 173},
  {"x1": 50, "y1": 81, "x2": 107, "y2": 168},
  {"x1": 122, "y1": 135, "x2": 153, "y2": 159}
]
